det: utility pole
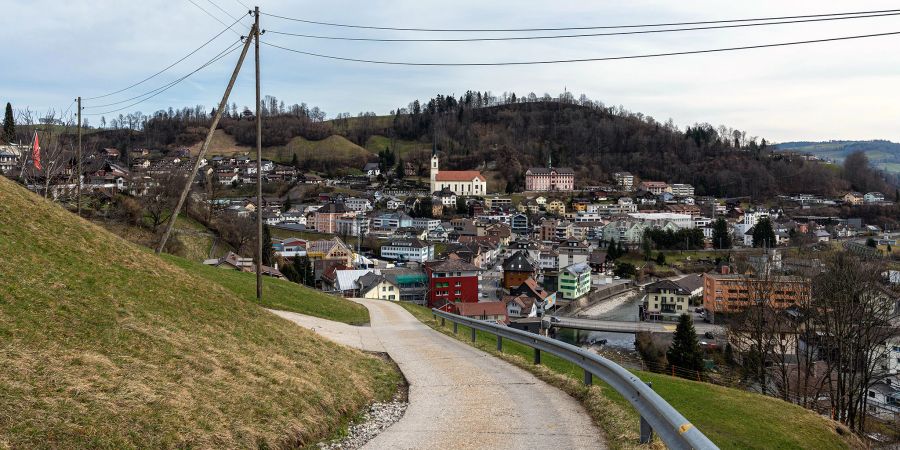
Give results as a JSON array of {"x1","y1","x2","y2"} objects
[
  {"x1": 254, "y1": 5, "x2": 263, "y2": 300},
  {"x1": 156, "y1": 23, "x2": 257, "y2": 254},
  {"x1": 76, "y1": 96, "x2": 82, "y2": 216}
]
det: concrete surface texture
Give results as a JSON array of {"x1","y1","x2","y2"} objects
[{"x1": 276, "y1": 299, "x2": 606, "y2": 450}]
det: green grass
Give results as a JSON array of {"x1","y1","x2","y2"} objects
[
  {"x1": 266, "y1": 135, "x2": 371, "y2": 165},
  {"x1": 0, "y1": 176, "x2": 399, "y2": 448},
  {"x1": 398, "y1": 302, "x2": 858, "y2": 450},
  {"x1": 364, "y1": 135, "x2": 430, "y2": 158},
  {"x1": 165, "y1": 255, "x2": 370, "y2": 325}
]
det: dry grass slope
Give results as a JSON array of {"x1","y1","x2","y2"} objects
[{"x1": 0, "y1": 176, "x2": 399, "y2": 448}]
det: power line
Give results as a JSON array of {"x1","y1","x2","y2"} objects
[
  {"x1": 186, "y1": 0, "x2": 241, "y2": 36},
  {"x1": 85, "y1": 37, "x2": 245, "y2": 109},
  {"x1": 261, "y1": 30, "x2": 900, "y2": 66},
  {"x1": 84, "y1": 39, "x2": 244, "y2": 116},
  {"x1": 266, "y1": 11, "x2": 900, "y2": 42},
  {"x1": 205, "y1": 0, "x2": 240, "y2": 21},
  {"x1": 232, "y1": 0, "x2": 250, "y2": 11},
  {"x1": 83, "y1": 13, "x2": 246, "y2": 100},
  {"x1": 261, "y1": 8, "x2": 900, "y2": 32}
]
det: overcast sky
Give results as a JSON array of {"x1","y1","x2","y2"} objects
[{"x1": 3, "y1": 0, "x2": 900, "y2": 142}]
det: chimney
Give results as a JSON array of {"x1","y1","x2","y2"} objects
[{"x1": 720, "y1": 265, "x2": 730, "y2": 275}]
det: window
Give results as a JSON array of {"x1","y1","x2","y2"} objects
[{"x1": 455, "y1": 290, "x2": 461, "y2": 295}]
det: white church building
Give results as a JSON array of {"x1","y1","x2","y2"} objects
[{"x1": 430, "y1": 152, "x2": 487, "y2": 197}]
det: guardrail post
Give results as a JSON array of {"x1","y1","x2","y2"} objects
[
  {"x1": 583, "y1": 369, "x2": 592, "y2": 386},
  {"x1": 533, "y1": 348, "x2": 541, "y2": 365},
  {"x1": 496, "y1": 335, "x2": 502, "y2": 352},
  {"x1": 639, "y1": 381, "x2": 654, "y2": 444},
  {"x1": 440, "y1": 316, "x2": 445, "y2": 327},
  {"x1": 470, "y1": 327, "x2": 476, "y2": 343},
  {"x1": 453, "y1": 322, "x2": 458, "y2": 334}
]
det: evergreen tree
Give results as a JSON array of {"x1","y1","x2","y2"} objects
[
  {"x1": 3, "y1": 102, "x2": 15, "y2": 144},
  {"x1": 666, "y1": 314, "x2": 705, "y2": 377},
  {"x1": 655, "y1": 252, "x2": 666, "y2": 265},
  {"x1": 291, "y1": 153, "x2": 299, "y2": 168},
  {"x1": 456, "y1": 196, "x2": 467, "y2": 214},
  {"x1": 751, "y1": 217, "x2": 776, "y2": 248},
  {"x1": 866, "y1": 237, "x2": 877, "y2": 248},
  {"x1": 607, "y1": 238, "x2": 619, "y2": 259},
  {"x1": 261, "y1": 225, "x2": 274, "y2": 267},
  {"x1": 395, "y1": 157, "x2": 405, "y2": 179},
  {"x1": 301, "y1": 257, "x2": 314, "y2": 286},
  {"x1": 712, "y1": 218, "x2": 732, "y2": 249},
  {"x1": 642, "y1": 235, "x2": 653, "y2": 260},
  {"x1": 617, "y1": 240, "x2": 626, "y2": 257}
]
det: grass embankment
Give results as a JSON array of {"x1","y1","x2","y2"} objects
[
  {"x1": 398, "y1": 303, "x2": 858, "y2": 450},
  {"x1": 267, "y1": 135, "x2": 370, "y2": 166},
  {"x1": 165, "y1": 255, "x2": 370, "y2": 326},
  {"x1": 0, "y1": 176, "x2": 399, "y2": 448},
  {"x1": 364, "y1": 135, "x2": 429, "y2": 158}
]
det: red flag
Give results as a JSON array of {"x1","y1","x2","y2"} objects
[{"x1": 32, "y1": 130, "x2": 42, "y2": 171}]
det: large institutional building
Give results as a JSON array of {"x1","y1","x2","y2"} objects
[
  {"x1": 525, "y1": 159, "x2": 574, "y2": 191},
  {"x1": 430, "y1": 153, "x2": 487, "y2": 196}
]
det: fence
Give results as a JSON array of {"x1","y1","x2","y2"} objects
[{"x1": 432, "y1": 308, "x2": 719, "y2": 450}]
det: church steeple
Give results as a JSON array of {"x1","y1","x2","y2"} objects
[{"x1": 548, "y1": 152, "x2": 552, "y2": 169}]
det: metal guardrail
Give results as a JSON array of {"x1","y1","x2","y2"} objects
[{"x1": 432, "y1": 308, "x2": 719, "y2": 450}]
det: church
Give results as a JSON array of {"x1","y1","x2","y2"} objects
[{"x1": 430, "y1": 152, "x2": 487, "y2": 197}]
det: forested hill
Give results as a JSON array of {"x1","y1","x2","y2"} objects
[
  {"x1": 775, "y1": 140, "x2": 900, "y2": 174},
  {"x1": 75, "y1": 92, "x2": 898, "y2": 200},
  {"x1": 333, "y1": 96, "x2": 856, "y2": 199}
]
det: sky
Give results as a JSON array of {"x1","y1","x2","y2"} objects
[{"x1": 3, "y1": 0, "x2": 900, "y2": 142}]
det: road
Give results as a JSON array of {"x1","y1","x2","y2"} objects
[
  {"x1": 275, "y1": 299, "x2": 605, "y2": 449},
  {"x1": 549, "y1": 316, "x2": 725, "y2": 336}
]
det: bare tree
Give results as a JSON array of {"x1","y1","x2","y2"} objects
[
  {"x1": 218, "y1": 215, "x2": 256, "y2": 255},
  {"x1": 813, "y1": 253, "x2": 897, "y2": 432},
  {"x1": 135, "y1": 169, "x2": 187, "y2": 231}
]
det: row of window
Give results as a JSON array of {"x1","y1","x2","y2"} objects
[
  {"x1": 435, "y1": 290, "x2": 463, "y2": 296},
  {"x1": 434, "y1": 282, "x2": 463, "y2": 288}
]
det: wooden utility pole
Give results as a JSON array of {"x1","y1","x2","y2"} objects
[
  {"x1": 76, "y1": 96, "x2": 82, "y2": 216},
  {"x1": 254, "y1": 6, "x2": 263, "y2": 299},
  {"x1": 156, "y1": 24, "x2": 257, "y2": 254}
]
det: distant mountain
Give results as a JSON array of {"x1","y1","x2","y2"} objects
[{"x1": 774, "y1": 140, "x2": 900, "y2": 174}]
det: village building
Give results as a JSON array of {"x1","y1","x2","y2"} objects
[
  {"x1": 525, "y1": 158, "x2": 575, "y2": 191},
  {"x1": 429, "y1": 152, "x2": 486, "y2": 196}
]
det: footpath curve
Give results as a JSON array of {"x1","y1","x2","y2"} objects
[{"x1": 275, "y1": 299, "x2": 605, "y2": 450}]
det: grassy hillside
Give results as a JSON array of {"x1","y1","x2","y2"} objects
[
  {"x1": 165, "y1": 255, "x2": 370, "y2": 325},
  {"x1": 189, "y1": 129, "x2": 252, "y2": 155},
  {"x1": 399, "y1": 303, "x2": 859, "y2": 450},
  {"x1": 364, "y1": 135, "x2": 430, "y2": 158},
  {"x1": 0, "y1": 176, "x2": 399, "y2": 448},
  {"x1": 776, "y1": 140, "x2": 900, "y2": 174},
  {"x1": 267, "y1": 135, "x2": 371, "y2": 166}
]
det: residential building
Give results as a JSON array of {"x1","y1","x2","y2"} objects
[
  {"x1": 362, "y1": 162, "x2": 380, "y2": 177},
  {"x1": 412, "y1": 218, "x2": 441, "y2": 231},
  {"x1": 702, "y1": 269, "x2": 811, "y2": 320},
  {"x1": 307, "y1": 238, "x2": 353, "y2": 266},
  {"x1": 358, "y1": 273, "x2": 399, "y2": 301},
  {"x1": 451, "y1": 301, "x2": 508, "y2": 324},
  {"x1": 613, "y1": 172, "x2": 634, "y2": 191},
  {"x1": 501, "y1": 251, "x2": 537, "y2": 289},
  {"x1": 432, "y1": 187, "x2": 457, "y2": 208},
  {"x1": 510, "y1": 213, "x2": 529, "y2": 235},
  {"x1": 425, "y1": 257, "x2": 482, "y2": 307},
  {"x1": 525, "y1": 165, "x2": 575, "y2": 191},
  {"x1": 371, "y1": 211, "x2": 413, "y2": 231},
  {"x1": 380, "y1": 239, "x2": 434, "y2": 263},
  {"x1": 273, "y1": 237, "x2": 307, "y2": 258},
  {"x1": 557, "y1": 262, "x2": 592, "y2": 300},
  {"x1": 639, "y1": 181, "x2": 670, "y2": 195},
  {"x1": 503, "y1": 294, "x2": 538, "y2": 318},
  {"x1": 842, "y1": 191, "x2": 864, "y2": 205},
  {"x1": 864, "y1": 192, "x2": 886, "y2": 204},
  {"x1": 644, "y1": 279, "x2": 691, "y2": 321},
  {"x1": 670, "y1": 183, "x2": 695, "y2": 197},
  {"x1": 545, "y1": 199, "x2": 566, "y2": 215},
  {"x1": 313, "y1": 202, "x2": 348, "y2": 234},
  {"x1": 430, "y1": 153, "x2": 486, "y2": 196},
  {"x1": 344, "y1": 197, "x2": 372, "y2": 212},
  {"x1": 335, "y1": 215, "x2": 369, "y2": 237}
]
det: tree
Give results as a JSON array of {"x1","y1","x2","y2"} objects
[
  {"x1": 865, "y1": 237, "x2": 877, "y2": 248},
  {"x1": 3, "y1": 102, "x2": 15, "y2": 143},
  {"x1": 655, "y1": 252, "x2": 666, "y2": 266},
  {"x1": 612, "y1": 262, "x2": 636, "y2": 278},
  {"x1": 395, "y1": 156, "x2": 405, "y2": 179},
  {"x1": 642, "y1": 234, "x2": 653, "y2": 260},
  {"x1": 752, "y1": 217, "x2": 776, "y2": 248},
  {"x1": 261, "y1": 224, "x2": 274, "y2": 267},
  {"x1": 666, "y1": 314, "x2": 704, "y2": 377},
  {"x1": 607, "y1": 238, "x2": 619, "y2": 259},
  {"x1": 712, "y1": 218, "x2": 732, "y2": 249},
  {"x1": 456, "y1": 196, "x2": 467, "y2": 214}
]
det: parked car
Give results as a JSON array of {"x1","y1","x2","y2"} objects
[
  {"x1": 694, "y1": 307, "x2": 704, "y2": 313},
  {"x1": 704, "y1": 331, "x2": 715, "y2": 339},
  {"x1": 549, "y1": 316, "x2": 560, "y2": 323}
]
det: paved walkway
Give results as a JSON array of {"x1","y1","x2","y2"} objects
[{"x1": 273, "y1": 300, "x2": 605, "y2": 450}]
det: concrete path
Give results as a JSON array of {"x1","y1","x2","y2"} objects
[
  {"x1": 274, "y1": 300, "x2": 605, "y2": 450},
  {"x1": 269, "y1": 309, "x2": 385, "y2": 352}
]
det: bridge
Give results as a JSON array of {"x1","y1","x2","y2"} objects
[{"x1": 546, "y1": 316, "x2": 725, "y2": 335}]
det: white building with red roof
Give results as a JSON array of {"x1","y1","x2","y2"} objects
[{"x1": 430, "y1": 152, "x2": 486, "y2": 196}]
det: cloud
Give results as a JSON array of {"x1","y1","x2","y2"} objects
[{"x1": 3, "y1": 0, "x2": 899, "y2": 141}]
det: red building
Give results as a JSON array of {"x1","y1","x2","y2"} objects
[{"x1": 425, "y1": 256, "x2": 482, "y2": 308}]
